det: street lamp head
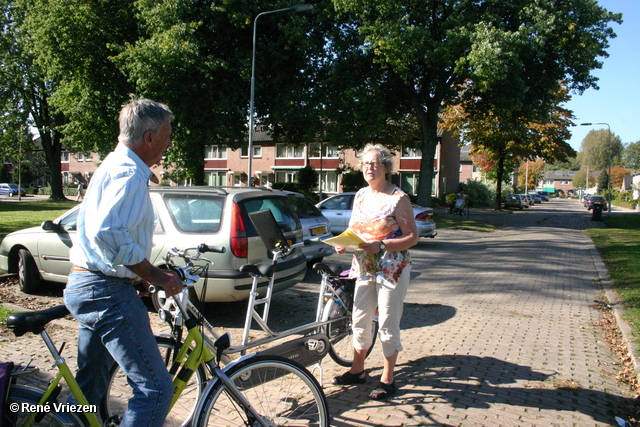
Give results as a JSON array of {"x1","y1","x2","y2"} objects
[
  {"x1": 290, "y1": 4, "x2": 314, "y2": 12},
  {"x1": 580, "y1": 123, "x2": 592, "y2": 126}
]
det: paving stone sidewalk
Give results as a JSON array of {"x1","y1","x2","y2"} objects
[{"x1": 2, "y1": 198, "x2": 638, "y2": 426}]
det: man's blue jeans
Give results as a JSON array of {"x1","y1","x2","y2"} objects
[{"x1": 64, "y1": 272, "x2": 173, "y2": 427}]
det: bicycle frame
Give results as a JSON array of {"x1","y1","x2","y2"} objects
[{"x1": 20, "y1": 329, "x2": 102, "y2": 427}]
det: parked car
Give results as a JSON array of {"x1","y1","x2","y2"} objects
[
  {"x1": 586, "y1": 195, "x2": 608, "y2": 211},
  {"x1": 582, "y1": 194, "x2": 592, "y2": 207},
  {"x1": 274, "y1": 190, "x2": 335, "y2": 266},
  {"x1": 503, "y1": 194, "x2": 525, "y2": 210},
  {"x1": 0, "y1": 183, "x2": 25, "y2": 197},
  {"x1": 0, "y1": 186, "x2": 308, "y2": 302},
  {"x1": 316, "y1": 192, "x2": 437, "y2": 238},
  {"x1": 519, "y1": 195, "x2": 531, "y2": 208},
  {"x1": 528, "y1": 193, "x2": 542, "y2": 204},
  {"x1": 537, "y1": 191, "x2": 550, "y2": 201}
]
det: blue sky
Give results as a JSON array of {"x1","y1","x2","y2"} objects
[{"x1": 564, "y1": 0, "x2": 640, "y2": 152}]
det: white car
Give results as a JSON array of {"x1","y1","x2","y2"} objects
[
  {"x1": 0, "y1": 187, "x2": 308, "y2": 302},
  {"x1": 316, "y1": 192, "x2": 437, "y2": 238}
]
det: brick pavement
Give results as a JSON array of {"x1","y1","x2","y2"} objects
[{"x1": 2, "y1": 198, "x2": 638, "y2": 426}]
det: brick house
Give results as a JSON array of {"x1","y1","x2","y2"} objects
[
  {"x1": 58, "y1": 128, "x2": 462, "y2": 199},
  {"x1": 539, "y1": 170, "x2": 575, "y2": 195}
]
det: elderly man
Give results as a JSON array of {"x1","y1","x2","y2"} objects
[{"x1": 64, "y1": 98, "x2": 184, "y2": 426}]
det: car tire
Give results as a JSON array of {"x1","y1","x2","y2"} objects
[{"x1": 18, "y1": 249, "x2": 42, "y2": 294}]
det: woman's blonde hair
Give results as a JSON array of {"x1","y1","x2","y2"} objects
[{"x1": 358, "y1": 143, "x2": 393, "y2": 171}]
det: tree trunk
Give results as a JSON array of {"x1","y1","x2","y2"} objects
[
  {"x1": 39, "y1": 130, "x2": 67, "y2": 201},
  {"x1": 494, "y1": 153, "x2": 505, "y2": 210},
  {"x1": 414, "y1": 103, "x2": 440, "y2": 207}
]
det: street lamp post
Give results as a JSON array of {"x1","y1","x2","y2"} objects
[
  {"x1": 247, "y1": 4, "x2": 314, "y2": 187},
  {"x1": 581, "y1": 122, "x2": 612, "y2": 214}
]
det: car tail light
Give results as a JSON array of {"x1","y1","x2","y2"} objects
[
  {"x1": 230, "y1": 202, "x2": 248, "y2": 258},
  {"x1": 415, "y1": 211, "x2": 432, "y2": 221}
]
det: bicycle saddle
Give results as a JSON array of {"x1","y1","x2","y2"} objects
[
  {"x1": 239, "y1": 262, "x2": 276, "y2": 278},
  {"x1": 6, "y1": 305, "x2": 70, "y2": 336}
]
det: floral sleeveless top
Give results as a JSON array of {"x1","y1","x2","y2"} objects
[{"x1": 349, "y1": 186, "x2": 411, "y2": 288}]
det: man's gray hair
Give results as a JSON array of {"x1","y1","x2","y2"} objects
[
  {"x1": 358, "y1": 143, "x2": 393, "y2": 171},
  {"x1": 118, "y1": 98, "x2": 173, "y2": 145}
]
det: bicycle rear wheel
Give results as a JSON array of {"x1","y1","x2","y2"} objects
[
  {"x1": 4, "y1": 385, "x2": 83, "y2": 427},
  {"x1": 101, "y1": 336, "x2": 207, "y2": 427},
  {"x1": 195, "y1": 355, "x2": 329, "y2": 427},
  {"x1": 322, "y1": 287, "x2": 378, "y2": 367}
]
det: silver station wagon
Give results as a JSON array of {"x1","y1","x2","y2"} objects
[{"x1": 0, "y1": 187, "x2": 308, "y2": 303}]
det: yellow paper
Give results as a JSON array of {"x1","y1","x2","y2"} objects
[{"x1": 323, "y1": 229, "x2": 365, "y2": 249}]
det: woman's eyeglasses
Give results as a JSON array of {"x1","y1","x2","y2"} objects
[{"x1": 362, "y1": 161, "x2": 383, "y2": 168}]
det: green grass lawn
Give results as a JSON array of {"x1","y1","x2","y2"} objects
[
  {"x1": 586, "y1": 215, "x2": 640, "y2": 345},
  {"x1": 433, "y1": 213, "x2": 500, "y2": 233},
  {"x1": 0, "y1": 200, "x2": 77, "y2": 242}
]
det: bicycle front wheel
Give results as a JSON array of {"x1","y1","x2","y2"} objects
[
  {"x1": 195, "y1": 355, "x2": 329, "y2": 427},
  {"x1": 322, "y1": 290, "x2": 378, "y2": 367},
  {"x1": 101, "y1": 336, "x2": 207, "y2": 427},
  {"x1": 462, "y1": 205, "x2": 470, "y2": 219},
  {"x1": 4, "y1": 385, "x2": 83, "y2": 427}
]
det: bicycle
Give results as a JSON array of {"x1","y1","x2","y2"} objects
[
  {"x1": 447, "y1": 203, "x2": 470, "y2": 219},
  {"x1": 4, "y1": 243, "x2": 330, "y2": 427},
  {"x1": 103, "y1": 209, "x2": 377, "y2": 425}
]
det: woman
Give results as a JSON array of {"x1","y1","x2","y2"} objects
[{"x1": 332, "y1": 143, "x2": 419, "y2": 400}]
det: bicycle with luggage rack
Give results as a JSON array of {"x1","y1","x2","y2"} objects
[
  {"x1": 102, "y1": 209, "x2": 377, "y2": 426},
  {"x1": 3, "y1": 242, "x2": 330, "y2": 427},
  {"x1": 447, "y1": 202, "x2": 470, "y2": 219}
]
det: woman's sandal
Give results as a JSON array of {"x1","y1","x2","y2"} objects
[
  {"x1": 331, "y1": 370, "x2": 366, "y2": 385},
  {"x1": 368, "y1": 381, "x2": 397, "y2": 400}
]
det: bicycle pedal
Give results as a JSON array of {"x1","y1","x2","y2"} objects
[
  {"x1": 306, "y1": 338, "x2": 326, "y2": 354},
  {"x1": 104, "y1": 415, "x2": 122, "y2": 426}
]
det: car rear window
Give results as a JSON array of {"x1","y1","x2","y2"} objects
[
  {"x1": 241, "y1": 196, "x2": 300, "y2": 233},
  {"x1": 164, "y1": 194, "x2": 224, "y2": 233},
  {"x1": 287, "y1": 197, "x2": 323, "y2": 218}
]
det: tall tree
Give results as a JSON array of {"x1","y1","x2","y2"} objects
[
  {"x1": 332, "y1": 0, "x2": 620, "y2": 206},
  {"x1": 622, "y1": 141, "x2": 640, "y2": 170},
  {"x1": 0, "y1": 0, "x2": 67, "y2": 199},
  {"x1": 443, "y1": 84, "x2": 576, "y2": 208},
  {"x1": 20, "y1": 0, "x2": 138, "y2": 154},
  {"x1": 579, "y1": 129, "x2": 623, "y2": 171}
]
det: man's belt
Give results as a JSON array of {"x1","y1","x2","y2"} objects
[{"x1": 71, "y1": 265, "x2": 140, "y2": 285}]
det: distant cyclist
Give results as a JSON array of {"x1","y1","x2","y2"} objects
[{"x1": 454, "y1": 187, "x2": 467, "y2": 216}]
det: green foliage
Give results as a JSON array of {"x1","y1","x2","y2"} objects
[
  {"x1": 579, "y1": 129, "x2": 623, "y2": 171},
  {"x1": 597, "y1": 169, "x2": 609, "y2": 193},
  {"x1": 341, "y1": 170, "x2": 365, "y2": 193},
  {"x1": 297, "y1": 165, "x2": 318, "y2": 191},
  {"x1": 460, "y1": 180, "x2": 495, "y2": 207},
  {"x1": 622, "y1": 141, "x2": 640, "y2": 170}
]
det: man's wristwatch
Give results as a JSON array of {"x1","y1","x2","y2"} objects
[{"x1": 379, "y1": 241, "x2": 386, "y2": 251}]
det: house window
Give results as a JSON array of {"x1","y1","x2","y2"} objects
[
  {"x1": 275, "y1": 170, "x2": 298, "y2": 182},
  {"x1": 240, "y1": 146, "x2": 262, "y2": 158},
  {"x1": 318, "y1": 171, "x2": 339, "y2": 193},
  {"x1": 308, "y1": 143, "x2": 339, "y2": 158},
  {"x1": 77, "y1": 152, "x2": 84, "y2": 162},
  {"x1": 61, "y1": 151, "x2": 70, "y2": 162},
  {"x1": 76, "y1": 152, "x2": 92, "y2": 162},
  {"x1": 400, "y1": 172, "x2": 420, "y2": 195},
  {"x1": 402, "y1": 147, "x2": 422, "y2": 158},
  {"x1": 276, "y1": 144, "x2": 303, "y2": 158},
  {"x1": 204, "y1": 171, "x2": 227, "y2": 186},
  {"x1": 204, "y1": 145, "x2": 227, "y2": 159}
]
